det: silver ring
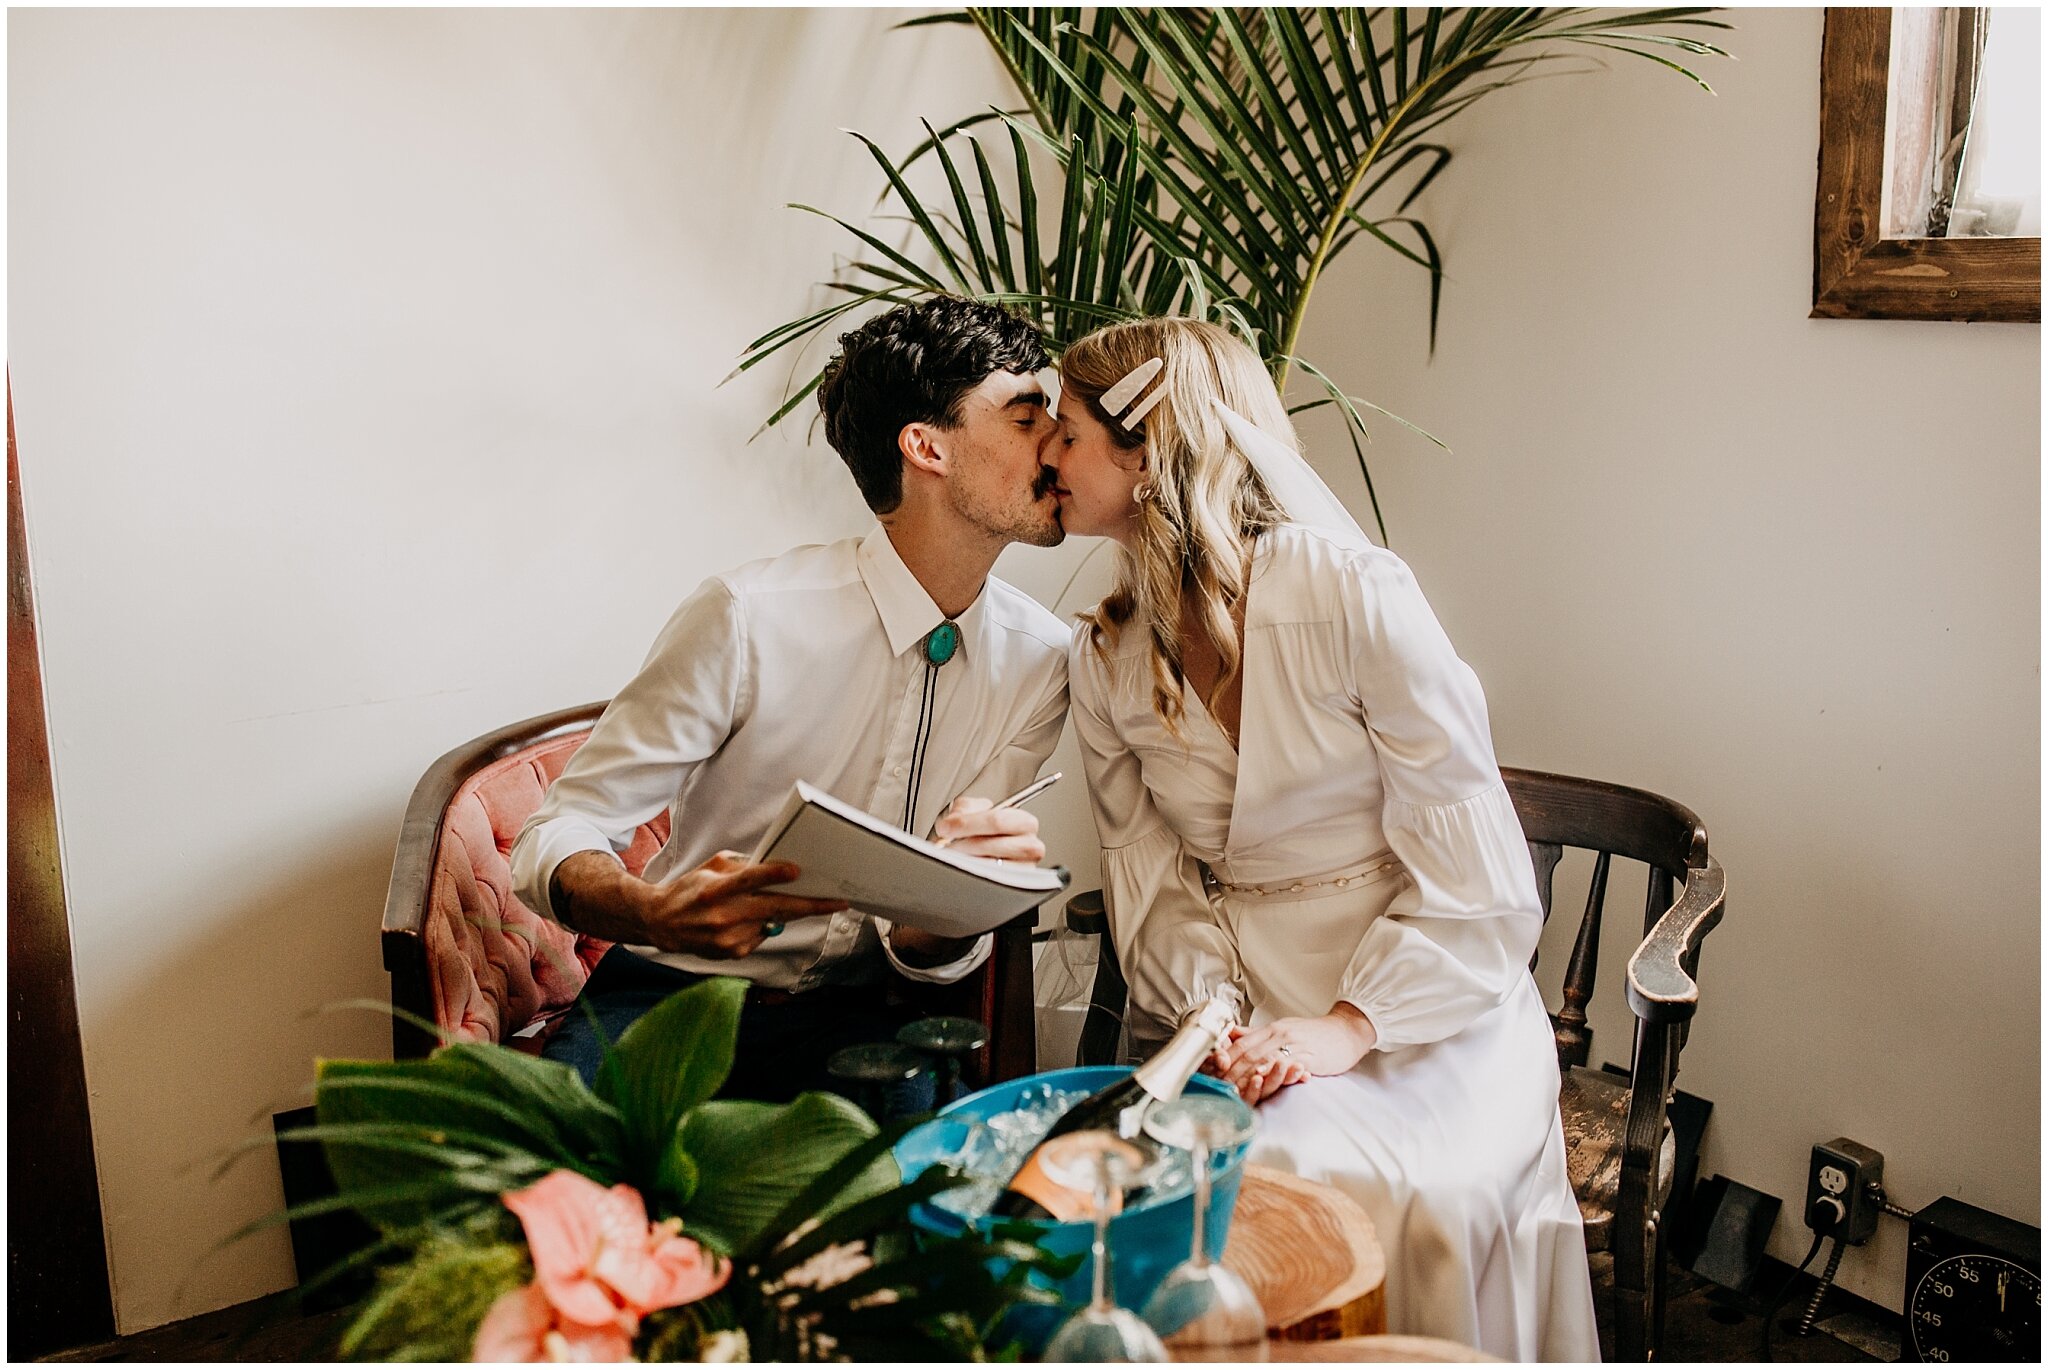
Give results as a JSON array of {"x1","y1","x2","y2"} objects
[{"x1": 1277, "y1": 1046, "x2": 1293, "y2": 1057}]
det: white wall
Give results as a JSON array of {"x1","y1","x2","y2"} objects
[
  {"x1": 8, "y1": 7, "x2": 1026, "y2": 1333},
  {"x1": 1293, "y1": 7, "x2": 2039, "y2": 1311},
  {"x1": 13, "y1": 4, "x2": 2038, "y2": 1337}
]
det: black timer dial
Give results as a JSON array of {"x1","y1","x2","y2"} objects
[
  {"x1": 1906, "y1": 1197, "x2": 2041, "y2": 1364},
  {"x1": 1909, "y1": 1254, "x2": 2038, "y2": 1361}
]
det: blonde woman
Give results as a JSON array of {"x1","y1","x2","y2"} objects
[{"x1": 1047, "y1": 318, "x2": 1598, "y2": 1361}]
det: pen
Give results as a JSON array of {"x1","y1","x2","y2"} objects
[
  {"x1": 991, "y1": 770, "x2": 1062, "y2": 811},
  {"x1": 932, "y1": 771, "x2": 1062, "y2": 848}
]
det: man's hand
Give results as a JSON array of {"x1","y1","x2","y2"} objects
[
  {"x1": 551, "y1": 849, "x2": 847, "y2": 960},
  {"x1": 932, "y1": 796, "x2": 1046, "y2": 862},
  {"x1": 888, "y1": 795, "x2": 1041, "y2": 968},
  {"x1": 1210, "y1": 1004, "x2": 1378, "y2": 1105}
]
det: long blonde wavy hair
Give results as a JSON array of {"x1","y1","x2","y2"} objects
[{"x1": 1066, "y1": 318, "x2": 1293, "y2": 736}]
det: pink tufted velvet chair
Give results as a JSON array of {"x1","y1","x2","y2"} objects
[{"x1": 381, "y1": 703, "x2": 1038, "y2": 1082}]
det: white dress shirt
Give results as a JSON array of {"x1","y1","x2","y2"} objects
[{"x1": 511, "y1": 526, "x2": 1070, "y2": 990}]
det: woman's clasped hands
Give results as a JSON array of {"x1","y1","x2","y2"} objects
[{"x1": 1205, "y1": 1003, "x2": 1379, "y2": 1105}]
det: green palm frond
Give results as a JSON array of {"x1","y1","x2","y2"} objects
[
  {"x1": 746, "y1": 7, "x2": 1730, "y2": 536},
  {"x1": 737, "y1": 113, "x2": 1237, "y2": 392}
]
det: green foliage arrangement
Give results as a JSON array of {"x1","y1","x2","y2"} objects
[
  {"x1": 237, "y1": 980, "x2": 1067, "y2": 1361},
  {"x1": 739, "y1": 6, "x2": 1729, "y2": 539}
]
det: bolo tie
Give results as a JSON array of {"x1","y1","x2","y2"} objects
[
  {"x1": 903, "y1": 619, "x2": 961, "y2": 831},
  {"x1": 772, "y1": 619, "x2": 957, "y2": 943}
]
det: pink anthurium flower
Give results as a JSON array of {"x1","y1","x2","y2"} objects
[
  {"x1": 500, "y1": 1170, "x2": 730, "y2": 1334},
  {"x1": 472, "y1": 1281, "x2": 634, "y2": 1363}
]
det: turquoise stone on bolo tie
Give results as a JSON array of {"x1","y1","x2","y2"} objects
[{"x1": 903, "y1": 621, "x2": 960, "y2": 831}]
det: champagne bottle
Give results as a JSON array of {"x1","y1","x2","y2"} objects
[{"x1": 990, "y1": 992, "x2": 1238, "y2": 1222}]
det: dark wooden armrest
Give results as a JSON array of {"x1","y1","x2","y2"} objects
[
  {"x1": 380, "y1": 702, "x2": 608, "y2": 962},
  {"x1": 381, "y1": 783, "x2": 447, "y2": 964},
  {"x1": 988, "y1": 909, "x2": 1038, "y2": 1083},
  {"x1": 381, "y1": 757, "x2": 457, "y2": 1057},
  {"x1": 1623, "y1": 856, "x2": 1726, "y2": 1024},
  {"x1": 379, "y1": 702, "x2": 608, "y2": 1058}
]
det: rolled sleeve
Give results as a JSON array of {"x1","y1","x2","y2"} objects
[
  {"x1": 508, "y1": 816, "x2": 621, "y2": 925},
  {"x1": 877, "y1": 924, "x2": 994, "y2": 984},
  {"x1": 508, "y1": 578, "x2": 748, "y2": 926}
]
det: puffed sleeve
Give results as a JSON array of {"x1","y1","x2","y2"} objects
[
  {"x1": 1069, "y1": 625, "x2": 1243, "y2": 1047},
  {"x1": 1331, "y1": 548, "x2": 1544, "y2": 1052}
]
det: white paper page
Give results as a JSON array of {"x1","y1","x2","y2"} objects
[{"x1": 750, "y1": 781, "x2": 1067, "y2": 937}]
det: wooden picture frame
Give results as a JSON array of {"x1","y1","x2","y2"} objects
[{"x1": 1812, "y1": 7, "x2": 2039, "y2": 322}]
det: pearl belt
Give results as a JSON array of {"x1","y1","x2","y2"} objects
[{"x1": 1204, "y1": 852, "x2": 1405, "y2": 899}]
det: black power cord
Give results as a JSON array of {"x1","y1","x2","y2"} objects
[
  {"x1": 1797, "y1": 1236, "x2": 1849, "y2": 1338},
  {"x1": 1758, "y1": 1231, "x2": 1828, "y2": 1361}
]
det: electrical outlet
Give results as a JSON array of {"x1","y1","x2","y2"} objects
[{"x1": 1805, "y1": 1137, "x2": 1884, "y2": 1243}]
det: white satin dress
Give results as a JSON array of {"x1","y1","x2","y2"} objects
[{"x1": 1069, "y1": 524, "x2": 1600, "y2": 1362}]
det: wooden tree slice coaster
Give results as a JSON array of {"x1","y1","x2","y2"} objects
[
  {"x1": 1221, "y1": 1164, "x2": 1388, "y2": 1340},
  {"x1": 1262, "y1": 1334, "x2": 1499, "y2": 1362}
]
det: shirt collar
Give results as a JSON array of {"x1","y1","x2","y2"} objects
[{"x1": 857, "y1": 525, "x2": 989, "y2": 663}]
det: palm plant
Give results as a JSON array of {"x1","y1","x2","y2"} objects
[{"x1": 740, "y1": 7, "x2": 1729, "y2": 539}]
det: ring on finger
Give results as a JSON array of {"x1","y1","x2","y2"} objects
[{"x1": 763, "y1": 921, "x2": 785, "y2": 937}]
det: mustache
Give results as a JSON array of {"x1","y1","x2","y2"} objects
[{"x1": 1032, "y1": 466, "x2": 1060, "y2": 498}]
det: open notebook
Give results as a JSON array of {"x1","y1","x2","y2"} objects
[{"x1": 750, "y1": 780, "x2": 1069, "y2": 937}]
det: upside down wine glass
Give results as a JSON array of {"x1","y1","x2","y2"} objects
[
  {"x1": 1038, "y1": 1131, "x2": 1169, "y2": 1362},
  {"x1": 896, "y1": 1015, "x2": 987, "y2": 1105},
  {"x1": 1140, "y1": 1095, "x2": 1267, "y2": 1360}
]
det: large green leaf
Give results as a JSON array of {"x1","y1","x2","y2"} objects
[
  {"x1": 674, "y1": 1092, "x2": 889, "y2": 1256},
  {"x1": 737, "y1": 1111, "x2": 930, "y2": 1264},
  {"x1": 761, "y1": 1162, "x2": 964, "y2": 1275},
  {"x1": 429, "y1": 1043, "x2": 628, "y2": 1167},
  {"x1": 312, "y1": 1044, "x2": 627, "y2": 1228},
  {"x1": 594, "y1": 977, "x2": 747, "y2": 1187}
]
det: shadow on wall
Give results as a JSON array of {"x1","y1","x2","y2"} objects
[{"x1": 85, "y1": 811, "x2": 401, "y2": 1331}]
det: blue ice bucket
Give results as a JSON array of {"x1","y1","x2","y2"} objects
[{"x1": 893, "y1": 1066, "x2": 1254, "y2": 1352}]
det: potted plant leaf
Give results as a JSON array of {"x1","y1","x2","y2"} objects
[{"x1": 228, "y1": 980, "x2": 1070, "y2": 1361}]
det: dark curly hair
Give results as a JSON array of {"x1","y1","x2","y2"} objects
[{"x1": 818, "y1": 297, "x2": 1049, "y2": 514}]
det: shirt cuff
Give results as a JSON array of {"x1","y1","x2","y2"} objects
[
  {"x1": 1335, "y1": 996, "x2": 1385, "y2": 1052},
  {"x1": 876, "y1": 921, "x2": 993, "y2": 984},
  {"x1": 510, "y1": 818, "x2": 621, "y2": 924},
  {"x1": 1176, "y1": 980, "x2": 1245, "y2": 1031}
]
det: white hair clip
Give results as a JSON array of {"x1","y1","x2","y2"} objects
[{"x1": 1100, "y1": 357, "x2": 1167, "y2": 433}]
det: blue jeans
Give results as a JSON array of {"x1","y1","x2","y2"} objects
[{"x1": 542, "y1": 947, "x2": 935, "y2": 1112}]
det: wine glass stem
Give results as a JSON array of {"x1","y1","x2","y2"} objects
[
  {"x1": 1190, "y1": 1140, "x2": 1212, "y2": 1270},
  {"x1": 1090, "y1": 1162, "x2": 1117, "y2": 1311}
]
